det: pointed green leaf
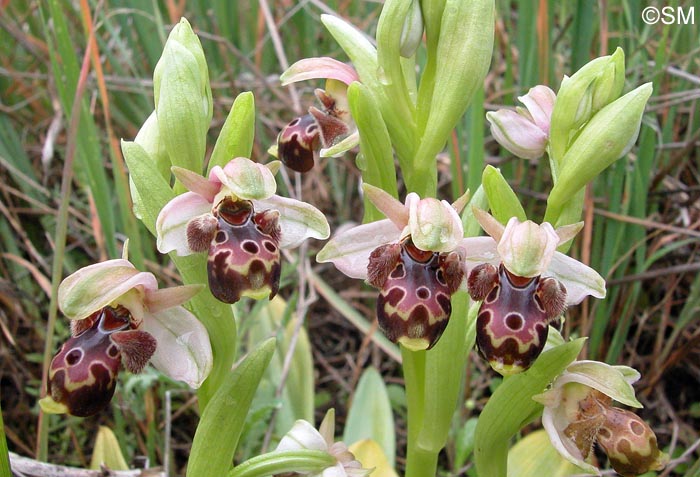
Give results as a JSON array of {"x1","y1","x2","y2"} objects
[
  {"x1": 344, "y1": 367, "x2": 396, "y2": 467},
  {"x1": 482, "y1": 165, "x2": 527, "y2": 224},
  {"x1": 187, "y1": 338, "x2": 276, "y2": 477},
  {"x1": 208, "y1": 92, "x2": 256, "y2": 174}
]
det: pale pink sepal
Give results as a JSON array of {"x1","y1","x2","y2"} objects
[
  {"x1": 210, "y1": 157, "x2": 277, "y2": 201},
  {"x1": 276, "y1": 419, "x2": 328, "y2": 452},
  {"x1": 281, "y1": 57, "x2": 359, "y2": 86},
  {"x1": 540, "y1": 402, "x2": 600, "y2": 475},
  {"x1": 362, "y1": 184, "x2": 408, "y2": 230},
  {"x1": 254, "y1": 195, "x2": 330, "y2": 249},
  {"x1": 172, "y1": 166, "x2": 220, "y2": 202},
  {"x1": 141, "y1": 307, "x2": 213, "y2": 388},
  {"x1": 144, "y1": 284, "x2": 203, "y2": 313},
  {"x1": 518, "y1": 85, "x2": 556, "y2": 133},
  {"x1": 316, "y1": 219, "x2": 401, "y2": 279},
  {"x1": 545, "y1": 252, "x2": 606, "y2": 304},
  {"x1": 58, "y1": 259, "x2": 157, "y2": 321},
  {"x1": 156, "y1": 192, "x2": 212, "y2": 255}
]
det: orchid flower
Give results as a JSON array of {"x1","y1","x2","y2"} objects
[
  {"x1": 156, "y1": 157, "x2": 330, "y2": 304},
  {"x1": 318, "y1": 184, "x2": 495, "y2": 351},
  {"x1": 39, "y1": 259, "x2": 212, "y2": 417},
  {"x1": 276, "y1": 409, "x2": 372, "y2": 477},
  {"x1": 466, "y1": 208, "x2": 605, "y2": 375},
  {"x1": 533, "y1": 360, "x2": 668, "y2": 476},
  {"x1": 276, "y1": 57, "x2": 360, "y2": 172},
  {"x1": 486, "y1": 85, "x2": 556, "y2": 160}
]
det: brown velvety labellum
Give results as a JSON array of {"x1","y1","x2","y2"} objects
[
  {"x1": 208, "y1": 198, "x2": 282, "y2": 304},
  {"x1": 47, "y1": 307, "x2": 131, "y2": 417},
  {"x1": 277, "y1": 114, "x2": 319, "y2": 173},
  {"x1": 472, "y1": 265, "x2": 553, "y2": 374},
  {"x1": 369, "y1": 238, "x2": 462, "y2": 350}
]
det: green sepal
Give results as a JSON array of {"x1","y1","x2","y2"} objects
[
  {"x1": 187, "y1": 338, "x2": 276, "y2": 477},
  {"x1": 121, "y1": 140, "x2": 175, "y2": 235},
  {"x1": 344, "y1": 367, "x2": 396, "y2": 467},
  {"x1": 208, "y1": 91, "x2": 256, "y2": 174},
  {"x1": 482, "y1": 165, "x2": 527, "y2": 224},
  {"x1": 474, "y1": 338, "x2": 586, "y2": 477}
]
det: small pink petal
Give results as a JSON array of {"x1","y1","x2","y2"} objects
[
  {"x1": 362, "y1": 184, "x2": 408, "y2": 229},
  {"x1": 58, "y1": 259, "x2": 158, "y2": 321},
  {"x1": 172, "y1": 166, "x2": 220, "y2": 202},
  {"x1": 144, "y1": 284, "x2": 204, "y2": 313},
  {"x1": 472, "y1": 207, "x2": 505, "y2": 242},
  {"x1": 518, "y1": 85, "x2": 556, "y2": 133},
  {"x1": 141, "y1": 307, "x2": 213, "y2": 388},
  {"x1": 156, "y1": 192, "x2": 213, "y2": 255},
  {"x1": 281, "y1": 57, "x2": 359, "y2": 86},
  {"x1": 316, "y1": 219, "x2": 402, "y2": 280}
]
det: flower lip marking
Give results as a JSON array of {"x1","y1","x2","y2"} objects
[
  {"x1": 370, "y1": 236, "x2": 464, "y2": 351},
  {"x1": 46, "y1": 305, "x2": 155, "y2": 417}
]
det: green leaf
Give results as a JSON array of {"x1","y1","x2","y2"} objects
[
  {"x1": 507, "y1": 429, "x2": 583, "y2": 477},
  {"x1": 347, "y1": 82, "x2": 399, "y2": 222},
  {"x1": 208, "y1": 92, "x2": 256, "y2": 174},
  {"x1": 321, "y1": 14, "x2": 379, "y2": 90},
  {"x1": 454, "y1": 417, "x2": 478, "y2": 471},
  {"x1": 0, "y1": 401, "x2": 10, "y2": 477},
  {"x1": 474, "y1": 338, "x2": 586, "y2": 477},
  {"x1": 187, "y1": 338, "x2": 276, "y2": 477},
  {"x1": 344, "y1": 367, "x2": 396, "y2": 467},
  {"x1": 89, "y1": 426, "x2": 129, "y2": 471},
  {"x1": 482, "y1": 165, "x2": 527, "y2": 223}
]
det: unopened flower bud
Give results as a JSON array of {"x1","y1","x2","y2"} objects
[
  {"x1": 549, "y1": 48, "x2": 626, "y2": 164},
  {"x1": 547, "y1": 82, "x2": 652, "y2": 222},
  {"x1": 400, "y1": 0, "x2": 423, "y2": 57},
  {"x1": 153, "y1": 18, "x2": 213, "y2": 173}
]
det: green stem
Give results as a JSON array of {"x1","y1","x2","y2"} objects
[
  {"x1": 228, "y1": 450, "x2": 335, "y2": 477},
  {"x1": 403, "y1": 347, "x2": 430, "y2": 477}
]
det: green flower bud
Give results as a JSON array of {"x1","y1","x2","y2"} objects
[
  {"x1": 412, "y1": 0, "x2": 494, "y2": 189},
  {"x1": 546, "y1": 82, "x2": 652, "y2": 224},
  {"x1": 153, "y1": 18, "x2": 213, "y2": 174},
  {"x1": 548, "y1": 48, "x2": 626, "y2": 166},
  {"x1": 399, "y1": 0, "x2": 423, "y2": 57}
]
